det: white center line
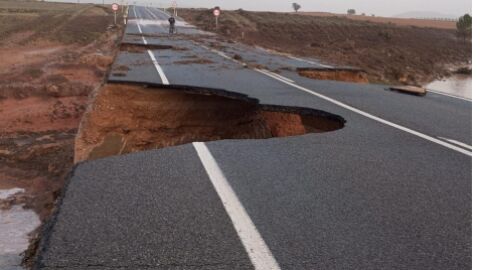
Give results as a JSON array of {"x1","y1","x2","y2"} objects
[
  {"x1": 144, "y1": 7, "x2": 170, "y2": 31},
  {"x1": 133, "y1": 6, "x2": 169, "y2": 84},
  {"x1": 144, "y1": 6, "x2": 157, "y2": 20},
  {"x1": 193, "y1": 142, "x2": 281, "y2": 270},
  {"x1": 133, "y1": 6, "x2": 147, "y2": 44},
  {"x1": 147, "y1": 50, "x2": 170, "y2": 85},
  {"x1": 196, "y1": 43, "x2": 247, "y2": 66}
]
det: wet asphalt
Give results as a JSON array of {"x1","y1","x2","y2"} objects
[{"x1": 34, "y1": 6, "x2": 472, "y2": 270}]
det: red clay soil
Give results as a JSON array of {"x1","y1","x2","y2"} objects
[
  {"x1": 0, "y1": 4, "x2": 122, "y2": 225},
  {"x1": 179, "y1": 9, "x2": 471, "y2": 85},
  {"x1": 297, "y1": 68, "x2": 369, "y2": 83},
  {"x1": 75, "y1": 83, "x2": 344, "y2": 162},
  {"x1": 0, "y1": 97, "x2": 88, "y2": 133}
]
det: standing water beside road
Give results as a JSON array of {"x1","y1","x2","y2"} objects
[
  {"x1": 1, "y1": 188, "x2": 41, "y2": 270},
  {"x1": 425, "y1": 74, "x2": 472, "y2": 99}
]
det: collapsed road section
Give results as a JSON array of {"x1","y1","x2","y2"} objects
[
  {"x1": 297, "y1": 67, "x2": 369, "y2": 83},
  {"x1": 119, "y1": 42, "x2": 182, "y2": 53},
  {"x1": 75, "y1": 82, "x2": 345, "y2": 162}
]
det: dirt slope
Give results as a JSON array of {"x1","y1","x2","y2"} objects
[
  {"x1": 180, "y1": 9, "x2": 471, "y2": 85},
  {"x1": 0, "y1": 2, "x2": 122, "y2": 266}
]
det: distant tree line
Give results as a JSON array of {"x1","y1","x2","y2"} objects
[
  {"x1": 292, "y1": 3, "x2": 301, "y2": 12},
  {"x1": 456, "y1": 14, "x2": 472, "y2": 42}
]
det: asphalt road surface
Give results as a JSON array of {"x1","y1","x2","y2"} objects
[{"x1": 34, "y1": 6, "x2": 472, "y2": 270}]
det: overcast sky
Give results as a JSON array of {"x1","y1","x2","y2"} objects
[{"x1": 56, "y1": 0, "x2": 472, "y2": 17}]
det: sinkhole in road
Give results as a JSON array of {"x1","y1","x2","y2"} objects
[
  {"x1": 297, "y1": 67, "x2": 369, "y2": 83},
  {"x1": 120, "y1": 43, "x2": 186, "y2": 53},
  {"x1": 75, "y1": 83, "x2": 345, "y2": 162}
]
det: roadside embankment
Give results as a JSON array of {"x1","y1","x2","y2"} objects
[
  {"x1": 179, "y1": 9, "x2": 471, "y2": 85},
  {"x1": 0, "y1": 1, "x2": 123, "y2": 268}
]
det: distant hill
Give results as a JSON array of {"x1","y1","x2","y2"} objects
[{"x1": 394, "y1": 11, "x2": 458, "y2": 19}]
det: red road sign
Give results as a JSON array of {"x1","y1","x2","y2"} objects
[
  {"x1": 213, "y1": 9, "x2": 220, "y2": 16},
  {"x1": 112, "y1": 3, "x2": 119, "y2": 11}
]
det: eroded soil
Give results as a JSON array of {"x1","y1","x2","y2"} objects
[
  {"x1": 179, "y1": 9, "x2": 471, "y2": 85},
  {"x1": 297, "y1": 68, "x2": 369, "y2": 83},
  {"x1": 0, "y1": 2, "x2": 122, "y2": 267},
  {"x1": 76, "y1": 83, "x2": 345, "y2": 162}
]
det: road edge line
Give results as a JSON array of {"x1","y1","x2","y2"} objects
[
  {"x1": 193, "y1": 142, "x2": 281, "y2": 270},
  {"x1": 438, "y1": 137, "x2": 472, "y2": 150},
  {"x1": 427, "y1": 89, "x2": 472, "y2": 102},
  {"x1": 256, "y1": 70, "x2": 472, "y2": 157},
  {"x1": 258, "y1": 69, "x2": 295, "y2": 83}
]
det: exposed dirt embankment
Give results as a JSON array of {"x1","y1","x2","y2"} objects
[
  {"x1": 179, "y1": 9, "x2": 471, "y2": 85},
  {"x1": 0, "y1": 2, "x2": 123, "y2": 266},
  {"x1": 297, "y1": 68, "x2": 369, "y2": 83},
  {"x1": 0, "y1": 34, "x2": 119, "y2": 220},
  {"x1": 76, "y1": 83, "x2": 345, "y2": 162}
]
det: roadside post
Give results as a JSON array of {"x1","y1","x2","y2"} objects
[
  {"x1": 171, "y1": 1, "x2": 177, "y2": 17},
  {"x1": 213, "y1": 7, "x2": 220, "y2": 29},
  {"x1": 123, "y1": 5, "x2": 128, "y2": 25},
  {"x1": 112, "y1": 3, "x2": 119, "y2": 25}
]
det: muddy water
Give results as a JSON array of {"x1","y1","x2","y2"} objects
[
  {"x1": 425, "y1": 75, "x2": 472, "y2": 99},
  {"x1": 0, "y1": 188, "x2": 41, "y2": 270}
]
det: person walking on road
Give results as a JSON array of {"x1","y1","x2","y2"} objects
[{"x1": 168, "y1": 16, "x2": 176, "y2": 35}]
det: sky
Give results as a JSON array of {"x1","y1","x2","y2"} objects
[{"x1": 53, "y1": 0, "x2": 472, "y2": 17}]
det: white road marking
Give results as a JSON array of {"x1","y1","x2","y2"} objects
[
  {"x1": 257, "y1": 69, "x2": 472, "y2": 157},
  {"x1": 157, "y1": 8, "x2": 172, "y2": 17},
  {"x1": 136, "y1": 11, "x2": 471, "y2": 157},
  {"x1": 256, "y1": 69, "x2": 294, "y2": 84},
  {"x1": 427, "y1": 89, "x2": 472, "y2": 102},
  {"x1": 133, "y1": 6, "x2": 169, "y2": 85},
  {"x1": 196, "y1": 43, "x2": 247, "y2": 66},
  {"x1": 147, "y1": 50, "x2": 170, "y2": 85},
  {"x1": 197, "y1": 44, "x2": 471, "y2": 156},
  {"x1": 438, "y1": 137, "x2": 472, "y2": 150},
  {"x1": 287, "y1": 55, "x2": 333, "y2": 68},
  {"x1": 254, "y1": 46, "x2": 332, "y2": 68},
  {"x1": 144, "y1": 7, "x2": 190, "y2": 29},
  {"x1": 144, "y1": 6, "x2": 158, "y2": 20},
  {"x1": 193, "y1": 142, "x2": 281, "y2": 270},
  {"x1": 133, "y1": 6, "x2": 147, "y2": 44}
]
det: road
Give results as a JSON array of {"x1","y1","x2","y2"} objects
[{"x1": 34, "y1": 6, "x2": 472, "y2": 270}]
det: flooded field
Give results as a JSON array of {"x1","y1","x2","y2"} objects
[{"x1": 426, "y1": 75, "x2": 472, "y2": 99}]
